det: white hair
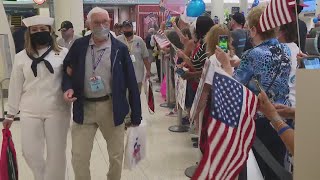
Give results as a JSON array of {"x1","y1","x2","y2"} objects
[{"x1": 87, "y1": 7, "x2": 109, "y2": 22}]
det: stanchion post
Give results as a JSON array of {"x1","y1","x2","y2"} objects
[
  {"x1": 160, "y1": 52, "x2": 164, "y2": 83},
  {"x1": 168, "y1": 46, "x2": 189, "y2": 132},
  {"x1": 160, "y1": 51, "x2": 175, "y2": 108},
  {"x1": 185, "y1": 110, "x2": 203, "y2": 178},
  {"x1": 156, "y1": 52, "x2": 164, "y2": 93},
  {"x1": 166, "y1": 55, "x2": 171, "y2": 105},
  {"x1": 168, "y1": 104, "x2": 189, "y2": 132}
]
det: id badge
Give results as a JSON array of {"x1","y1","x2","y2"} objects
[
  {"x1": 89, "y1": 76, "x2": 105, "y2": 92},
  {"x1": 130, "y1": 55, "x2": 136, "y2": 62}
]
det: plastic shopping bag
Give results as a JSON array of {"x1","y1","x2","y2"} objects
[
  {"x1": 124, "y1": 121, "x2": 147, "y2": 170},
  {"x1": 0, "y1": 128, "x2": 18, "y2": 180},
  {"x1": 144, "y1": 79, "x2": 155, "y2": 114},
  {"x1": 160, "y1": 76, "x2": 166, "y2": 100}
]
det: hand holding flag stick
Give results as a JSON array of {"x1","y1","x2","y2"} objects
[
  {"x1": 154, "y1": 29, "x2": 179, "y2": 51},
  {"x1": 192, "y1": 65, "x2": 258, "y2": 180}
]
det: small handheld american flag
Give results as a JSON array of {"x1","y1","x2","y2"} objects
[
  {"x1": 154, "y1": 30, "x2": 171, "y2": 49},
  {"x1": 192, "y1": 67, "x2": 258, "y2": 180},
  {"x1": 258, "y1": 0, "x2": 296, "y2": 32}
]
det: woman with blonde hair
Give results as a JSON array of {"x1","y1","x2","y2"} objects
[
  {"x1": 2, "y1": 15, "x2": 71, "y2": 180},
  {"x1": 193, "y1": 24, "x2": 233, "y2": 153},
  {"x1": 215, "y1": 6, "x2": 292, "y2": 179}
]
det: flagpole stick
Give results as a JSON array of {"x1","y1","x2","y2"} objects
[
  {"x1": 168, "y1": 46, "x2": 190, "y2": 133},
  {"x1": 295, "y1": 4, "x2": 302, "y2": 50}
]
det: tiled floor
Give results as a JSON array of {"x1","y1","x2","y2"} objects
[{"x1": 0, "y1": 72, "x2": 200, "y2": 179}]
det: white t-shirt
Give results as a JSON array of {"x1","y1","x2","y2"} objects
[
  {"x1": 286, "y1": 42, "x2": 299, "y2": 107},
  {"x1": 205, "y1": 55, "x2": 222, "y2": 85}
]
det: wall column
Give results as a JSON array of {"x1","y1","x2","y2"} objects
[
  {"x1": 211, "y1": 0, "x2": 224, "y2": 24},
  {"x1": 54, "y1": 0, "x2": 84, "y2": 37},
  {"x1": 240, "y1": 0, "x2": 249, "y2": 16}
]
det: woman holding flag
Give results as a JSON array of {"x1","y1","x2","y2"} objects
[
  {"x1": 215, "y1": 6, "x2": 292, "y2": 179},
  {"x1": 176, "y1": 16, "x2": 214, "y2": 129},
  {"x1": 193, "y1": 24, "x2": 232, "y2": 153}
]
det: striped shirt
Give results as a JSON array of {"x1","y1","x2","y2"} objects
[{"x1": 192, "y1": 43, "x2": 208, "y2": 71}]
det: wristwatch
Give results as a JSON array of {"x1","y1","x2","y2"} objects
[
  {"x1": 269, "y1": 115, "x2": 283, "y2": 130},
  {"x1": 270, "y1": 115, "x2": 282, "y2": 124}
]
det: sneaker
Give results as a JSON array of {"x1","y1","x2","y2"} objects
[
  {"x1": 166, "y1": 109, "x2": 178, "y2": 117},
  {"x1": 191, "y1": 137, "x2": 199, "y2": 142},
  {"x1": 193, "y1": 142, "x2": 198, "y2": 148}
]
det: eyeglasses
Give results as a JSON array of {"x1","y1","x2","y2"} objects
[{"x1": 92, "y1": 20, "x2": 110, "y2": 27}]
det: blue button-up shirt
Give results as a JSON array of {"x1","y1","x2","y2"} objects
[{"x1": 234, "y1": 38, "x2": 291, "y2": 105}]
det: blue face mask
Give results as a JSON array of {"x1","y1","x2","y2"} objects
[{"x1": 92, "y1": 26, "x2": 110, "y2": 39}]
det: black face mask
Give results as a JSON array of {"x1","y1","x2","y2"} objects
[
  {"x1": 123, "y1": 31, "x2": 133, "y2": 37},
  {"x1": 30, "y1": 31, "x2": 52, "y2": 46}
]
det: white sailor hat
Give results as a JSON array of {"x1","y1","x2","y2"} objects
[{"x1": 22, "y1": 15, "x2": 54, "y2": 27}]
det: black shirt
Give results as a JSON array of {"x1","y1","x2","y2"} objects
[
  {"x1": 145, "y1": 34, "x2": 153, "y2": 50},
  {"x1": 192, "y1": 43, "x2": 207, "y2": 71},
  {"x1": 295, "y1": 19, "x2": 307, "y2": 53},
  {"x1": 13, "y1": 26, "x2": 27, "y2": 54}
]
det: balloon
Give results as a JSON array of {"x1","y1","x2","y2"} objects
[
  {"x1": 186, "y1": 0, "x2": 206, "y2": 17},
  {"x1": 313, "y1": 17, "x2": 319, "y2": 24},
  {"x1": 252, "y1": 0, "x2": 259, "y2": 8}
]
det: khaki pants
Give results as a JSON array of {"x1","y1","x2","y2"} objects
[{"x1": 71, "y1": 100, "x2": 125, "y2": 180}]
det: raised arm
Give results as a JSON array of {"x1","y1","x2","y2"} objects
[{"x1": 258, "y1": 91, "x2": 295, "y2": 155}]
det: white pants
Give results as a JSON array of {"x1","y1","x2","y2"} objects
[{"x1": 20, "y1": 111, "x2": 70, "y2": 180}]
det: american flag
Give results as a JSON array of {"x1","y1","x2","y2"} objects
[
  {"x1": 144, "y1": 16, "x2": 151, "y2": 24},
  {"x1": 192, "y1": 68, "x2": 258, "y2": 180},
  {"x1": 258, "y1": 0, "x2": 296, "y2": 32},
  {"x1": 154, "y1": 30, "x2": 171, "y2": 49}
]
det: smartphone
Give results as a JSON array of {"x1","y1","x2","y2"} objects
[
  {"x1": 301, "y1": 57, "x2": 320, "y2": 69},
  {"x1": 218, "y1": 35, "x2": 228, "y2": 53},
  {"x1": 176, "y1": 68, "x2": 186, "y2": 76},
  {"x1": 166, "y1": 15, "x2": 173, "y2": 28}
]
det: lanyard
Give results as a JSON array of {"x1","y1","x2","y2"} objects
[
  {"x1": 91, "y1": 46, "x2": 106, "y2": 74},
  {"x1": 124, "y1": 37, "x2": 134, "y2": 53}
]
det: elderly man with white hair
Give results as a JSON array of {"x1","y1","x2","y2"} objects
[{"x1": 62, "y1": 7, "x2": 142, "y2": 180}]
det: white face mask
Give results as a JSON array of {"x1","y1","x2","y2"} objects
[{"x1": 92, "y1": 26, "x2": 110, "y2": 39}]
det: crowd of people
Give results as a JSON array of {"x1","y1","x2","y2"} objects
[
  {"x1": 2, "y1": 0, "x2": 319, "y2": 179},
  {"x1": 148, "y1": 0, "x2": 310, "y2": 179}
]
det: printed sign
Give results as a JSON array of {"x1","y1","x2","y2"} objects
[
  {"x1": 189, "y1": 58, "x2": 210, "y2": 124},
  {"x1": 175, "y1": 73, "x2": 187, "y2": 110}
]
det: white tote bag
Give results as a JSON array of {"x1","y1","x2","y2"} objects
[
  {"x1": 124, "y1": 121, "x2": 147, "y2": 170},
  {"x1": 247, "y1": 149, "x2": 264, "y2": 180}
]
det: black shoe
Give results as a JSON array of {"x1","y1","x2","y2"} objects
[
  {"x1": 193, "y1": 142, "x2": 198, "y2": 148},
  {"x1": 191, "y1": 137, "x2": 199, "y2": 142}
]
